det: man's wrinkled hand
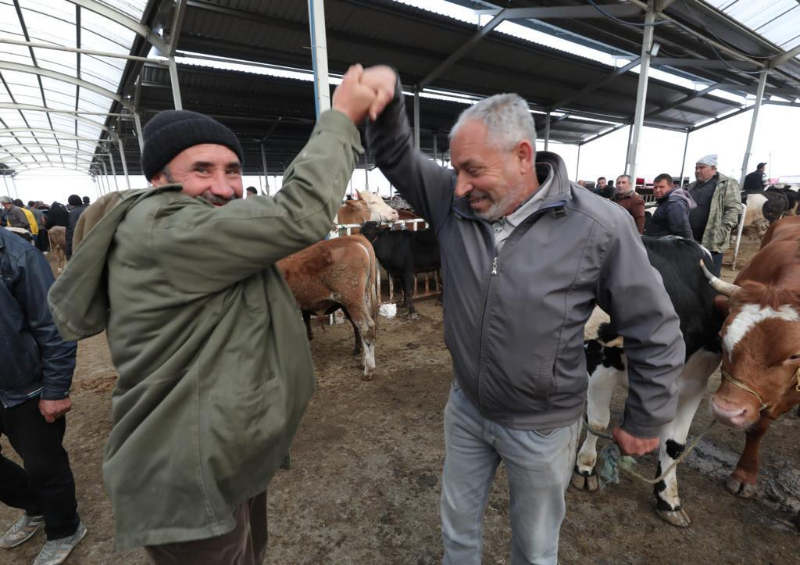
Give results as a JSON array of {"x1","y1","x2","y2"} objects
[
  {"x1": 39, "y1": 398, "x2": 72, "y2": 423},
  {"x1": 332, "y1": 64, "x2": 378, "y2": 125},
  {"x1": 361, "y1": 65, "x2": 397, "y2": 121},
  {"x1": 612, "y1": 426, "x2": 658, "y2": 456}
]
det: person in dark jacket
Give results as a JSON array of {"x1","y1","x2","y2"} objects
[
  {"x1": 46, "y1": 203, "x2": 69, "y2": 229},
  {"x1": 742, "y1": 162, "x2": 766, "y2": 195},
  {"x1": 0, "y1": 227, "x2": 86, "y2": 564},
  {"x1": 647, "y1": 173, "x2": 695, "y2": 239},
  {"x1": 65, "y1": 195, "x2": 86, "y2": 260},
  {"x1": 363, "y1": 66, "x2": 684, "y2": 565},
  {"x1": 81, "y1": 196, "x2": 90, "y2": 207},
  {"x1": 612, "y1": 174, "x2": 645, "y2": 234}
]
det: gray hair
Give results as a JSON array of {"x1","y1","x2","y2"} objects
[
  {"x1": 449, "y1": 93, "x2": 537, "y2": 151},
  {"x1": 616, "y1": 174, "x2": 632, "y2": 183},
  {"x1": 0, "y1": 196, "x2": 12, "y2": 204}
]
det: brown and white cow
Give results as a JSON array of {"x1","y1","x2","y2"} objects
[
  {"x1": 335, "y1": 190, "x2": 399, "y2": 232},
  {"x1": 48, "y1": 226, "x2": 67, "y2": 273},
  {"x1": 702, "y1": 215, "x2": 800, "y2": 500},
  {"x1": 277, "y1": 235, "x2": 378, "y2": 379}
]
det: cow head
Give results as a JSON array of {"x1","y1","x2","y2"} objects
[
  {"x1": 702, "y1": 263, "x2": 800, "y2": 427},
  {"x1": 359, "y1": 221, "x2": 380, "y2": 243},
  {"x1": 357, "y1": 190, "x2": 399, "y2": 224}
]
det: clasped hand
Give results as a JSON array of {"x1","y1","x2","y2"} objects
[{"x1": 332, "y1": 64, "x2": 397, "y2": 124}]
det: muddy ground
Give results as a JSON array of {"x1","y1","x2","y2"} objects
[{"x1": 1, "y1": 234, "x2": 798, "y2": 564}]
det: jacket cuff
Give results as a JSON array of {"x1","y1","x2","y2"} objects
[
  {"x1": 620, "y1": 408, "x2": 663, "y2": 439},
  {"x1": 41, "y1": 387, "x2": 70, "y2": 401},
  {"x1": 314, "y1": 109, "x2": 364, "y2": 154}
]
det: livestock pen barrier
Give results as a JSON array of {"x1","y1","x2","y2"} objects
[{"x1": 332, "y1": 218, "x2": 442, "y2": 307}]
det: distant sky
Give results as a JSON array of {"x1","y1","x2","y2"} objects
[{"x1": 8, "y1": 102, "x2": 799, "y2": 203}]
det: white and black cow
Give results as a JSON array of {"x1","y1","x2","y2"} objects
[{"x1": 572, "y1": 236, "x2": 724, "y2": 528}]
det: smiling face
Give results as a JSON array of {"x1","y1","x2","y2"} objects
[
  {"x1": 450, "y1": 119, "x2": 535, "y2": 221},
  {"x1": 151, "y1": 143, "x2": 243, "y2": 206}
]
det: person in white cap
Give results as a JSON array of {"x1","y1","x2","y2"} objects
[{"x1": 684, "y1": 154, "x2": 740, "y2": 276}]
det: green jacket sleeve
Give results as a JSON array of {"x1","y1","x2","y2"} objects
[
  {"x1": 152, "y1": 109, "x2": 363, "y2": 293},
  {"x1": 721, "y1": 178, "x2": 741, "y2": 230}
]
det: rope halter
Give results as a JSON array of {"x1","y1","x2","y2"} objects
[{"x1": 720, "y1": 366, "x2": 800, "y2": 412}]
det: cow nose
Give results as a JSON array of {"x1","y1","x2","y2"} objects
[{"x1": 710, "y1": 396, "x2": 753, "y2": 428}]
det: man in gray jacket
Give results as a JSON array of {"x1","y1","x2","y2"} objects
[{"x1": 363, "y1": 66, "x2": 684, "y2": 565}]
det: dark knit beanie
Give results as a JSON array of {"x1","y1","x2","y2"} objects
[{"x1": 141, "y1": 110, "x2": 243, "y2": 181}]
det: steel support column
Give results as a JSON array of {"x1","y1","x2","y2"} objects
[
  {"x1": 133, "y1": 112, "x2": 145, "y2": 152},
  {"x1": 739, "y1": 71, "x2": 769, "y2": 186},
  {"x1": 679, "y1": 130, "x2": 689, "y2": 187},
  {"x1": 544, "y1": 112, "x2": 551, "y2": 151},
  {"x1": 107, "y1": 154, "x2": 119, "y2": 192},
  {"x1": 2, "y1": 174, "x2": 11, "y2": 196},
  {"x1": 413, "y1": 89, "x2": 420, "y2": 150},
  {"x1": 626, "y1": 1, "x2": 656, "y2": 185},
  {"x1": 260, "y1": 142, "x2": 269, "y2": 195},
  {"x1": 624, "y1": 125, "x2": 633, "y2": 173},
  {"x1": 308, "y1": 0, "x2": 330, "y2": 117},
  {"x1": 575, "y1": 144, "x2": 581, "y2": 179},
  {"x1": 168, "y1": 57, "x2": 182, "y2": 110},
  {"x1": 101, "y1": 161, "x2": 110, "y2": 194},
  {"x1": 432, "y1": 132, "x2": 438, "y2": 163},
  {"x1": 116, "y1": 136, "x2": 130, "y2": 189}
]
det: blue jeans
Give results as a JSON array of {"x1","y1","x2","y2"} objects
[{"x1": 441, "y1": 382, "x2": 579, "y2": 565}]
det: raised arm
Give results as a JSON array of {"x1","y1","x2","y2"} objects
[{"x1": 363, "y1": 66, "x2": 454, "y2": 229}]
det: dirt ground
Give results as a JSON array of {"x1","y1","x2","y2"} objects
[{"x1": 1, "y1": 233, "x2": 798, "y2": 564}]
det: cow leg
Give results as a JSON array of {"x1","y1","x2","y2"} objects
[
  {"x1": 347, "y1": 308, "x2": 376, "y2": 380},
  {"x1": 572, "y1": 344, "x2": 628, "y2": 492},
  {"x1": 341, "y1": 307, "x2": 363, "y2": 356},
  {"x1": 653, "y1": 349, "x2": 720, "y2": 528},
  {"x1": 302, "y1": 311, "x2": 314, "y2": 341},
  {"x1": 726, "y1": 415, "x2": 771, "y2": 499},
  {"x1": 402, "y1": 272, "x2": 418, "y2": 319}
]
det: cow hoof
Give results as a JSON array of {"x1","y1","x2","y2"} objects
[
  {"x1": 656, "y1": 507, "x2": 692, "y2": 528},
  {"x1": 726, "y1": 477, "x2": 757, "y2": 498},
  {"x1": 570, "y1": 467, "x2": 598, "y2": 492},
  {"x1": 361, "y1": 371, "x2": 374, "y2": 381},
  {"x1": 408, "y1": 312, "x2": 420, "y2": 320}
]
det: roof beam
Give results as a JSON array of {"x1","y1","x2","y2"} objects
[
  {"x1": 0, "y1": 104, "x2": 112, "y2": 133},
  {"x1": 0, "y1": 128, "x2": 104, "y2": 142},
  {"x1": 644, "y1": 82, "x2": 723, "y2": 118},
  {"x1": 474, "y1": 5, "x2": 642, "y2": 20},
  {"x1": 0, "y1": 143, "x2": 110, "y2": 156},
  {"x1": 0, "y1": 61, "x2": 131, "y2": 110},
  {"x1": 65, "y1": 0, "x2": 169, "y2": 53},
  {"x1": 419, "y1": 9, "x2": 507, "y2": 89},
  {"x1": 550, "y1": 58, "x2": 641, "y2": 110},
  {"x1": 651, "y1": 57, "x2": 761, "y2": 71},
  {"x1": 0, "y1": 38, "x2": 167, "y2": 65},
  {"x1": 0, "y1": 153, "x2": 105, "y2": 164},
  {"x1": 688, "y1": 105, "x2": 755, "y2": 133},
  {"x1": 769, "y1": 43, "x2": 800, "y2": 70}
]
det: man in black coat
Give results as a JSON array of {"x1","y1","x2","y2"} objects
[
  {"x1": 646, "y1": 173, "x2": 695, "y2": 239},
  {"x1": 0, "y1": 227, "x2": 86, "y2": 563},
  {"x1": 65, "y1": 195, "x2": 86, "y2": 260},
  {"x1": 742, "y1": 162, "x2": 766, "y2": 195}
]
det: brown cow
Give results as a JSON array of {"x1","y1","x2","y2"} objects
[
  {"x1": 701, "y1": 215, "x2": 800, "y2": 502},
  {"x1": 277, "y1": 235, "x2": 378, "y2": 380},
  {"x1": 48, "y1": 226, "x2": 67, "y2": 273}
]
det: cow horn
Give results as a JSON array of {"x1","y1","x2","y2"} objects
[{"x1": 699, "y1": 260, "x2": 742, "y2": 298}]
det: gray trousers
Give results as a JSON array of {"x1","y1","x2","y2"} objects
[{"x1": 441, "y1": 382, "x2": 579, "y2": 565}]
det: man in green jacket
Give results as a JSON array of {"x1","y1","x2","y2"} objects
[
  {"x1": 48, "y1": 64, "x2": 388, "y2": 564},
  {"x1": 684, "y1": 154, "x2": 741, "y2": 276}
]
